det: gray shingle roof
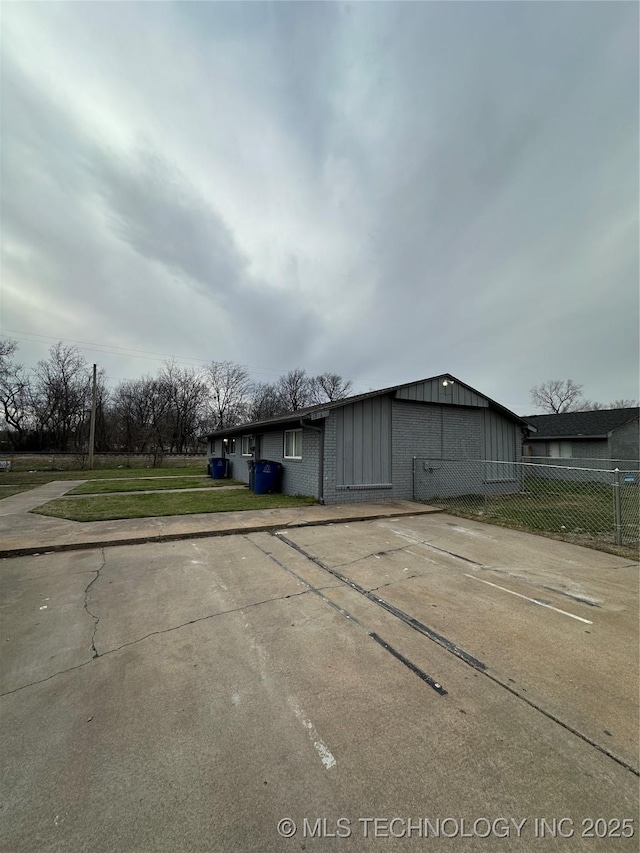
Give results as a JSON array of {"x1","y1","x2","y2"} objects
[
  {"x1": 523, "y1": 408, "x2": 639, "y2": 439},
  {"x1": 204, "y1": 373, "x2": 530, "y2": 438}
]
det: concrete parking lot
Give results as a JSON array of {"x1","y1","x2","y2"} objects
[{"x1": 1, "y1": 513, "x2": 638, "y2": 851}]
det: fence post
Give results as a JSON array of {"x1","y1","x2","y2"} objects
[
  {"x1": 483, "y1": 461, "x2": 488, "y2": 516},
  {"x1": 613, "y1": 468, "x2": 622, "y2": 546}
]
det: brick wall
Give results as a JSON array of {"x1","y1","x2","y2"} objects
[
  {"x1": 322, "y1": 400, "x2": 485, "y2": 503},
  {"x1": 391, "y1": 402, "x2": 483, "y2": 501},
  {"x1": 208, "y1": 428, "x2": 320, "y2": 495},
  {"x1": 260, "y1": 429, "x2": 321, "y2": 498}
]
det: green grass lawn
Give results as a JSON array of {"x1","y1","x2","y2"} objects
[
  {"x1": 33, "y1": 490, "x2": 317, "y2": 522},
  {"x1": 67, "y1": 477, "x2": 242, "y2": 495},
  {"x1": 432, "y1": 476, "x2": 638, "y2": 557},
  {"x1": 0, "y1": 465, "x2": 206, "y2": 487}
]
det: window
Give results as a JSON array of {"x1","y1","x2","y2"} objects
[
  {"x1": 228, "y1": 438, "x2": 236, "y2": 454},
  {"x1": 241, "y1": 435, "x2": 254, "y2": 456},
  {"x1": 549, "y1": 441, "x2": 572, "y2": 458},
  {"x1": 284, "y1": 429, "x2": 302, "y2": 459}
]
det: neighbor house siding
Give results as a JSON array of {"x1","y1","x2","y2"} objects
[
  {"x1": 570, "y1": 439, "x2": 609, "y2": 459},
  {"x1": 610, "y1": 418, "x2": 640, "y2": 461},
  {"x1": 523, "y1": 438, "x2": 620, "y2": 462}
]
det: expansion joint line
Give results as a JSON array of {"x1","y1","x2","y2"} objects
[
  {"x1": 273, "y1": 532, "x2": 639, "y2": 778},
  {"x1": 246, "y1": 535, "x2": 447, "y2": 696}
]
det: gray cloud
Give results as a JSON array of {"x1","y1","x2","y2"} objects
[{"x1": 1, "y1": 1, "x2": 637, "y2": 409}]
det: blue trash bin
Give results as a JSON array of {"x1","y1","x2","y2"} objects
[
  {"x1": 252, "y1": 460, "x2": 283, "y2": 494},
  {"x1": 210, "y1": 458, "x2": 229, "y2": 480}
]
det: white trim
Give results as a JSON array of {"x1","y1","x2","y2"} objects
[{"x1": 284, "y1": 429, "x2": 302, "y2": 460}]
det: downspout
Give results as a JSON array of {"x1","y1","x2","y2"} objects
[{"x1": 300, "y1": 419, "x2": 325, "y2": 504}]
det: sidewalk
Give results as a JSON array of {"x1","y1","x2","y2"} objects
[{"x1": 0, "y1": 481, "x2": 441, "y2": 557}]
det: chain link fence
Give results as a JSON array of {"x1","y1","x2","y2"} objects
[{"x1": 413, "y1": 458, "x2": 639, "y2": 557}]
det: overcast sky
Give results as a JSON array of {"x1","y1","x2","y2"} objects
[{"x1": 1, "y1": 1, "x2": 638, "y2": 414}]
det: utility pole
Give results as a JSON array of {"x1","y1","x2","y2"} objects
[{"x1": 87, "y1": 364, "x2": 97, "y2": 470}]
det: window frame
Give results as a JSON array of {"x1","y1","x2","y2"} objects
[
  {"x1": 549, "y1": 440, "x2": 572, "y2": 458},
  {"x1": 284, "y1": 429, "x2": 302, "y2": 460},
  {"x1": 225, "y1": 437, "x2": 236, "y2": 455},
  {"x1": 241, "y1": 435, "x2": 254, "y2": 457}
]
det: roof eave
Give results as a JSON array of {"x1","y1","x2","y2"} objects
[
  {"x1": 203, "y1": 411, "x2": 328, "y2": 439},
  {"x1": 203, "y1": 372, "x2": 529, "y2": 438}
]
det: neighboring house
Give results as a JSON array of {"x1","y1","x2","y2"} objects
[
  {"x1": 523, "y1": 408, "x2": 639, "y2": 463},
  {"x1": 204, "y1": 373, "x2": 530, "y2": 504}
]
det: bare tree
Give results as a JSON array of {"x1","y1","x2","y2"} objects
[
  {"x1": 206, "y1": 361, "x2": 251, "y2": 431},
  {"x1": 160, "y1": 361, "x2": 208, "y2": 453},
  {"x1": 32, "y1": 343, "x2": 91, "y2": 451},
  {"x1": 0, "y1": 339, "x2": 34, "y2": 448},
  {"x1": 308, "y1": 373, "x2": 352, "y2": 405},
  {"x1": 581, "y1": 398, "x2": 638, "y2": 411},
  {"x1": 0, "y1": 339, "x2": 18, "y2": 373},
  {"x1": 610, "y1": 399, "x2": 638, "y2": 409},
  {"x1": 246, "y1": 381, "x2": 286, "y2": 421},
  {"x1": 109, "y1": 376, "x2": 166, "y2": 455},
  {"x1": 530, "y1": 379, "x2": 584, "y2": 414},
  {"x1": 275, "y1": 368, "x2": 312, "y2": 411},
  {"x1": 111, "y1": 379, "x2": 149, "y2": 452},
  {"x1": 246, "y1": 370, "x2": 353, "y2": 421}
]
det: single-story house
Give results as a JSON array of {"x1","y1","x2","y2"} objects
[
  {"x1": 523, "y1": 408, "x2": 639, "y2": 464},
  {"x1": 204, "y1": 373, "x2": 531, "y2": 503}
]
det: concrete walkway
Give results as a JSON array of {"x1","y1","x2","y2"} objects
[
  {"x1": 0, "y1": 480, "x2": 441, "y2": 557},
  {"x1": 0, "y1": 480, "x2": 85, "y2": 516}
]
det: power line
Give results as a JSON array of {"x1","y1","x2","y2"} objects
[
  {"x1": 0, "y1": 328, "x2": 376, "y2": 388},
  {"x1": 1, "y1": 328, "x2": 213, "y2": 365}
]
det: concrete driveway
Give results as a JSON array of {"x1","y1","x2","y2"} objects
[{"x1": 1, "y1": 514, "x2": 638, "y2": 851}]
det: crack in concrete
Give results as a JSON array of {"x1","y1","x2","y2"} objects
[
  {"x1": 83, "y1": 548, "x2": 106, "y2": 659},
  {"x1": 0, "y1": 585, "x2": 334, "y2": 698},
  {"x1": 367, "y1": 574, "x2": 419, "y2": 593},
  {"x1": 0, "y1": 659, "x2": 102, "y2": 699},
  {"x1": 13, "y1": 569, "x2": 102, "y2": 583},
  {"x1": 331, "y1": 544, "x2": 415, "y2": 570},
  {"x1": 102, "y1": 587, "x2": 318, "y2": 656}
]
